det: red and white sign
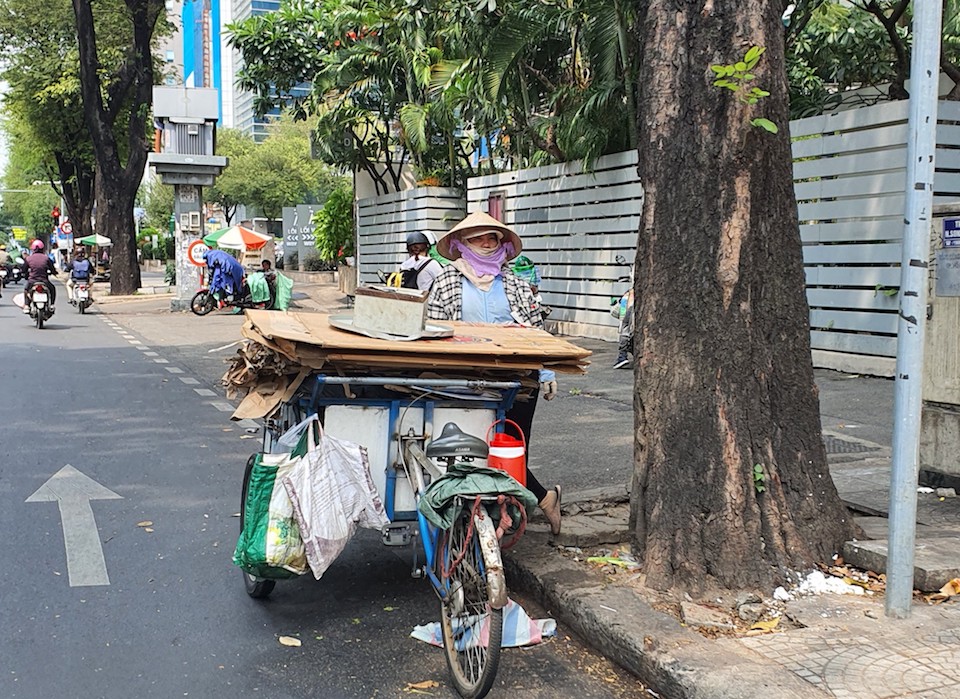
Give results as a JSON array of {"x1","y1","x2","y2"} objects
[
  {"x1": 187, "y1": 239, "x2": 209, "y2": 267},
  {"x1": 61, "y1": 220, "x2": 73, "y2": 235}
]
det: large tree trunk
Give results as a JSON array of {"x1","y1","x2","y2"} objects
[
  {"x1": 630, "y1": 1, "x2": 855, "y2": 591},
  {"x1": 73, "y1": 0, "x2": 163, "y2": 294}
]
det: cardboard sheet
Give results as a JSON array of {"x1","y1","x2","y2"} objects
[{"x1": 244, "y1": 310, "x2": 592, "y2": 362}]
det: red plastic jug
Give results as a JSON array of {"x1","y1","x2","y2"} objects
[{"x1": 486, "y1": 419, "x2": 526, "y2": 486}]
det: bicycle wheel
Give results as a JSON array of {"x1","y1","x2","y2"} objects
[{"x1": 437, "y1": 508, "x2": 503, "y2": 699}]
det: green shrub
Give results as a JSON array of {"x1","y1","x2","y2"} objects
[{"x1": 312, "y1": 181, "x2": 354, "y2": 262}]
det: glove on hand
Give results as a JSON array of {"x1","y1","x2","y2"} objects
[{"x1": 540, "y1": 380, "x2": 558, "y2": 401}]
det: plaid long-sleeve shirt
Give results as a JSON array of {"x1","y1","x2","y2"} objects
[{"x1": 426, "y1": 266, "x2": 543, "y2": 328}]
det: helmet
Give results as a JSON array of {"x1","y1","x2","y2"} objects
[
  {"x1": 512, "y1": 255, "x2": 534, "y2": 272},
  {"x1": 406, "y1": 232, "x2": 430, "y2": 248},
  {"x1": 31, "y1": 239, "x2": 45, "y2": 251}
]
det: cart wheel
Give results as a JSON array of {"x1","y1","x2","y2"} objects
[
  {"x1": 239, "y1": 453, "x2": 276, "y2": 599},
  {"x1": 243, "y1": 571, "x2": 275, "y2": 599},
  {"x1": 437, "y1": 509, "x2": 503, "y2": 699}
]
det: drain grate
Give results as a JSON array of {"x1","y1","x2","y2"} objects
[{"x1": 823, "y1": 434, "x2": 882, "y2": 455}]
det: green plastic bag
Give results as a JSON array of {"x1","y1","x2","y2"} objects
[
  {"x1": 246, "y1": 271, "x2": 271, "y2": 304},
  {"x1": 233, "y1": 427, "x2": 317, "y2": 578},
  {"x1": 272, "y1": 272, "x2": 293, "y2": 311}
]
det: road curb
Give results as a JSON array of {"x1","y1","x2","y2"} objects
[{"x1": 504, "y1": 530, "x2": 815, "y2": 699}]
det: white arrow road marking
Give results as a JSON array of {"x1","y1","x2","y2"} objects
[{"x1": 26, "y1": 465, "x2": 122, "y2": 587}]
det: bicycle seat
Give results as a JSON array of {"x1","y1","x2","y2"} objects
[{"x1": 426, "y1": 422, "x2": 489, "y2": 459}]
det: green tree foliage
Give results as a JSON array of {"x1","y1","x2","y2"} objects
[
  {"x1": 0, "y1": 116, "x2": 61, "y2": 238},
  {"x1": 786, "y1": 0, "x2": 960, "y2": 117},
  {"x1": 212, "y1": 119, "x2": 340, "y2": 220},
  {"x1": 312, "y1": 179, "x2": 354, "y2": 261},
  {"x1": 205, "y1": 128, "x2": 257, "y2": 224},
  {"x1": 139, "y1": 177, "x2": 174, "y2": 233},
  {"x1": 228, "y1": 0, "x2": 639, "y2": 187},
  {"x1": 0, "y1": 0, "x2": 99, "y2": 240}
]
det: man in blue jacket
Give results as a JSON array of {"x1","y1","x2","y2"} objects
[{"x1": 64, "y1": 248, "x2": 96, "y2": 305}]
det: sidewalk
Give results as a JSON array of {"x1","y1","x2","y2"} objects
[
  {"x1": 291, "y1": 279, "x2": 960, "y2": 698},
  {"x1": 101, "y1": 279, "x2": 960, "y2": 699}
]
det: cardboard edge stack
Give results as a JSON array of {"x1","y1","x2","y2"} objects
[{"x1": 221, "y1": 310, "x2": 592, "y2": 421}]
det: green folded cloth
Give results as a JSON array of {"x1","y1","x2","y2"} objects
[{"x1": 418, "y1": 462, "x2": 538, "y2": 530}]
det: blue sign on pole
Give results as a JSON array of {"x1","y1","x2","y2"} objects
[{"x1": 944, "y1": 218, "x2": 960, "y2": 247}]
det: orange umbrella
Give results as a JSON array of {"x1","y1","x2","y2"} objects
[{"x1": 204, "y1": 225, "x2": 271, "y2": 251}]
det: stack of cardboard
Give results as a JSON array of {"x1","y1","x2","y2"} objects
[{"x1": 221, "y1": 310, "x2": 592, "y2": 419}]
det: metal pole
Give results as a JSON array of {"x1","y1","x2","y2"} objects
[{"x1": 885, "y1": 0, "x2": 943, "y2": 619}]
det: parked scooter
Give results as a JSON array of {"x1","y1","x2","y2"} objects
[
  {"x1": 190, "y1": 283, "x2": 274, "y2": 316},
  {"x1": 27, "y1": 282, "x2": 55, "y2": 329}
]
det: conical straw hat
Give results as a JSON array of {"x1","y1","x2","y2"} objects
[{"x1": 436, "y1": 211, "x2": 522, "y2": 261}]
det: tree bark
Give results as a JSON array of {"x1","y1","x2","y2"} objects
[
  {"x1": 72, "y1": 0, "x2": 163, "y2": 294},
  {"x1": 630, "y1": 1, "x2": 855, "y2": 591}
]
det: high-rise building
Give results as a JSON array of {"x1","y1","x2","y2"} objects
[{"x1": 183, "y1": 0, "x2": 309, "y2": 141}]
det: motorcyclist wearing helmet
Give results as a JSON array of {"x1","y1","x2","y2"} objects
[
  {"x1": 64, "y1": 248, "x2": 95, "y2": 305},
  {"x1": 21, "y1": 239, "x2": 57, "y2": 313},
  {"x1": 399, "y1": 231, "x2": 442, "y2": 291}
]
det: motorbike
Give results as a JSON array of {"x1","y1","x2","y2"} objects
[
  {"x1": 10, "y1": 258, "x2": 24, "y2": 284},
  {"x1": 28, "y1": 282, "x2": 55, "y2": 329},
  {"x1": 190, "y1": 283, "x2": 274, "y2": 316},
  {"x1": 0, "y1": 266, "x2": 7, "y2": 289},
  {"x1": 74, "y1": 281, "x2": 93, "y2": 314}
]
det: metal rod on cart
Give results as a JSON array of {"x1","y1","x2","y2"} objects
[{"x1": 315, "y1": 376, "x2": 521, "y2": 390}]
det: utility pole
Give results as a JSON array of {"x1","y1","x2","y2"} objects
[
  {"x1": 885, "y1": 0, "x2": 943, "y2": 619},
  {"x1": 148, "y1": 87, "x2": 226, "y2": 311}
]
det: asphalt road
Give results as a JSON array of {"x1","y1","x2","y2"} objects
[{"x1": 0, "y1": 287, "x2": 646, "y2": 699}]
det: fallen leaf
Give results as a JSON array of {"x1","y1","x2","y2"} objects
[
  {"x1": 750, "y1": 618, "x2": 781, "y2": 632},
  {"x1": 383, "y1": 606, "x2": 397, "y2": 612},
  {"x1": 137, "y1": 521, "x2": 153, "y2": 527},
  {"x1": 222, "y1": 428, "x2": 233, "y2": 432},
  {"x1": 406, "y1": 680, "x2": 439, "y2": 691},
  {"x1": 278, "y1": 636, "x2": 302, "y2": 647},
  {"x1": 144, "y1": 528, "x2": 154, "y2": 533},
  {"x1": 240, "y1": 435, "x2": 256, "y2": 439}
]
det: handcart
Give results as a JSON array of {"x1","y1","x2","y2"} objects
[{"x1": 239, "y1": 371, "x2": 530, "y2": 699}]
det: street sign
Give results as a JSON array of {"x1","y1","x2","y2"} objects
[
  {"x1": 187, "y1": 239, "x2": 209, "y2": 267},
  {"x1": 943, "y1": 218, "x2": 960, "y2": 248},
  {"x1": 61, "y1": 220, "x2": 73, "y2": 235},
  {"x1": 26, "y1": 465, "x2": 122, "y2": 587}
]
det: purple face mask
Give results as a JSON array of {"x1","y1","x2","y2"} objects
[{"x1": 451, "y1": 239, "x2": 515, "y2": 276}]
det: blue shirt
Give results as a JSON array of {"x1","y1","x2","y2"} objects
[{"x1": 460, "y1": 276, "x2": 555, "y2": 383}]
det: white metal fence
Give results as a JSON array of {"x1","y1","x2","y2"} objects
[
  {"x1": 467, "y1": 150, "x2": 642, "y2": 339},
  {"x1": 356, "y1": 187, "x2": 465, "y2": 284},
  {"x1": 795, "y1": 100, "x2": 960, "y2": 375},
  {"x1": 353, "y1": 101, "x2": 960, "y2": 376}
]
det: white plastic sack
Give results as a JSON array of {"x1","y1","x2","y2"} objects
[{"x1": 281, "y1": 422, "x2": 389, "y2": 579}]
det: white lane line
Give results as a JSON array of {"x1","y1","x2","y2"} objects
[
  {"x1": 136, "y1": 346, "x2": 150, "y2": 351},
  {"x1": 128, "y1": 340, "x2": 143, "y2": 346},
  {"x1": 152, "y1": 358, "x2": 169, "y2": 364},
  {"x1": 179, "y1": 377, "x2": 200, "y2": 385},
  {"x1": 238, "y1": 419, "x2": 260, "y2": 431},
  {"x1": 165, "y1": 367, "x2": 184, "y2": 374},
  {"x1": 194, "y1": 388, "x2": 216, "y2": 397},
  {"x1": 144, "y1": 351, "x2": 159, "y2": 357},
  {"x1": 210, "y1": 401, "x2": 235, "y2": 412}
]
